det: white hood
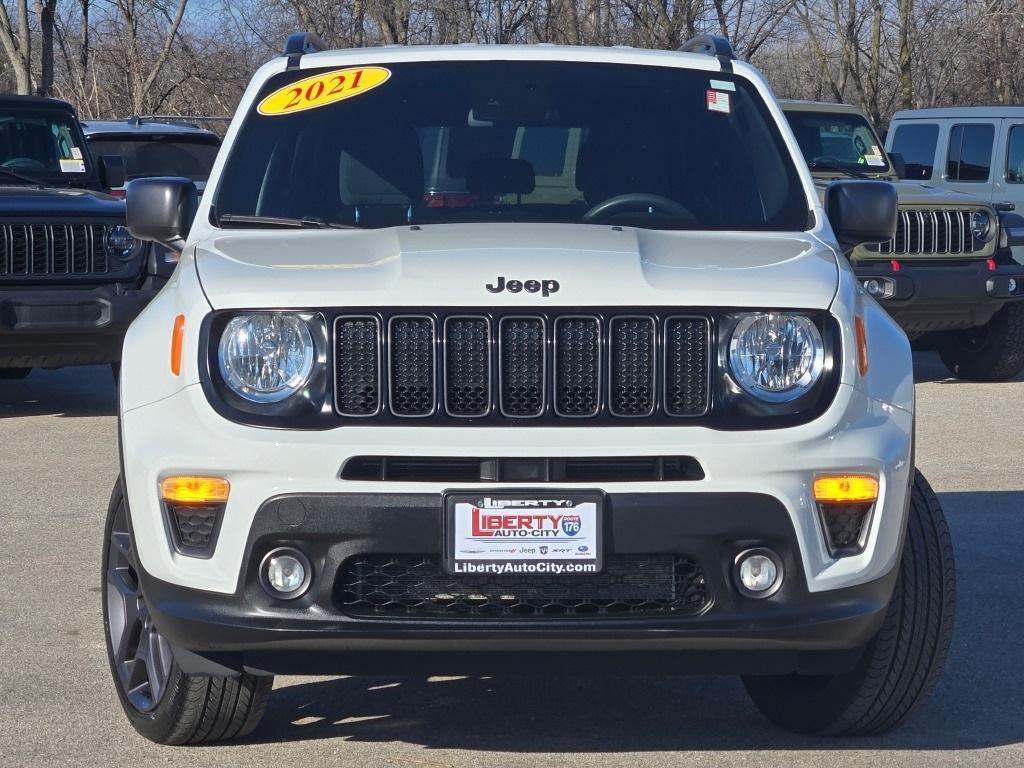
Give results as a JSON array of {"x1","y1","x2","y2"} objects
[{"x1": 194, "y1": 223, "x2": 839, "y2": 310}]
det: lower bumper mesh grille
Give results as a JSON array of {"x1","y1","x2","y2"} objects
[{"x1": 336, "y1": 555, "x2": 710, "y2": 618}]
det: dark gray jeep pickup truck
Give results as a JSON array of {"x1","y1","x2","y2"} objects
[{"x1": 0, "y1": 95, "x2": 171, "y2": 378}]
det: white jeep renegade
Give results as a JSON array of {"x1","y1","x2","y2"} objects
[{"x1": 103, "y1": 33, "x2": 956, "y2": 744}]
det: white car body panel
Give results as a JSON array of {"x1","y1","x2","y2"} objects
[
  {"x1": 119, "y1": 44, "x2": 914, "y2": 605},
  {"x1": 194, "y1": 226, "x2": 838, "y2": 311}
]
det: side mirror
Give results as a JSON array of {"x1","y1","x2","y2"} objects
[
  {"x1": 126, "y1": 177, "x2": 198, "y2": 253},
  {"x1": 887, "y1": 152, "x2": 906, "y2": 179},
  {"x1": 825, "y1": 180, "x2": 898, "y2": 254},
  {"x1": 99, "y1": 154, "x2": 126, "y2": 189}
]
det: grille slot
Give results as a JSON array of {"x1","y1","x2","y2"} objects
[
  {"x1": 555, "y1": 316, "x2": 600, "y2": 417},
  {"x1": 499, "y1": 316, "x2": 545, "y2": 417},
  {"x1": 664, "y1": 317, "x2": 710, "y2": 417},
  {"x1": 609, "y1": 317, "x2": 656, "y2": 417},
  {"x1": 335, "y1": 316, "x2": 382, "y2": 416},
  {"x1": 340, "y1": 455, "x2": 705, "y2": 482},
  {"x1": 0, "y1": 222, "x2": 114, "y2": 278},
  {"x1": 336, "y1": 554, "x2": 710, "y2": 618},
  {"x1": 444, "y1": 316, "x2": 491, "y2": 417},
  {"x1": 388, "y1": 316, "x2": 436, "y2": 417},
  {"x1": 877, "y1": 209, "x2": 978, "y2": 255}
]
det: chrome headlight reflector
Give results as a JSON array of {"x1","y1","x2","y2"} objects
[
  {"x1": 218, "y1": 313, "x2": 315, "y2": 403},
  {"x1": 971, "y1": 210, "x2": 994, "y2": 242},
  {"x1": 728, "y1": 313, "x2": 825, "y2": 403}
]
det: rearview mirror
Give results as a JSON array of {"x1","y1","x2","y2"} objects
[
  {"x1": 126, "y1": 177, "x2": 198, "y2": 253},
  {"x1": 99, "y1": 154, "x2": 125, "y2": 189},
  {"x1": 825, "y1": 180, "x2": 898, "y2": 254}
]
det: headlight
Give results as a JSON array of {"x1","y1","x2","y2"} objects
[
  {"x1": 218, "y1": 313, "x2": 315, "y2": 403},
  {"x1": 105, "y1": 225, "x2": 142, "y2": 259},
  {"x1": 728, "y1": 313, "x2": 825, "y2": 402},
  {"x1": 971, "y1": 210, "x2": 994, "y2": 242}
]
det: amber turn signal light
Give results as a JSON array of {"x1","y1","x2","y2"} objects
[
  {"x1": 170, "y1": 314, "x2": 185, "y2": 376},
  {"x1": 854, "y1": 315, "x2": 869, "y2": 377},
  {"x1": 160, "y1": 476, "x2": 230, "y2": 504},
  {"x1": 813, "y1": 474, "x2": 878, "y2": 504}
]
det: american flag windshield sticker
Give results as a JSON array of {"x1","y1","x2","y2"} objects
[{"x1": 706, "y1": 89, "x2": 731, "y2": 114}]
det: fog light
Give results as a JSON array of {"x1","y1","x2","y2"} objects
[
  {"x1": 862, "y1": 277, "x2": 895, "y2": 300},
  {"x1": 1010, "y1": 278, "x2": 1018, "y2": 293},
  {"x1": 260, "y1": 548, "x2": 311, "y2": 599},
  {"x1": 734, "y1": 549, "x2": 783, "y2": 599}
]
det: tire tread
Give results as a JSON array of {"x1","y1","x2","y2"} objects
[{"x1": 742, "y1": 470, "x2": 956, "y2": 737}]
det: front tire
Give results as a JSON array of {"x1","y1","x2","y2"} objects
[
  {"x1": 102, "y1": 480, "x2": 273, "y2": 744},
  {"x1": 742, "y1": 470, "x2": 955, "y2": 736},
  {"x1": 936, "y1": 301, "x2": 1024, "y2": 381}
]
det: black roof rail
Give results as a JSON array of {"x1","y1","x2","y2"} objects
[
  {"x1": 283, "y1": 32, "x2": 326, "y2": 70},
  {"x1": 678, "y1": 35, "x2": 736, "y2": 73}
]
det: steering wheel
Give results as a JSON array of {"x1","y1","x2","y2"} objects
[
  {"x1": 582, "y1": 193, "x2": 696, "y2": 223},
  {"x1": 2, "y1": 158, "x2": 46, "y2": 171}
]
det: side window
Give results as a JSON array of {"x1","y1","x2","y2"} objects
[
  {"x1": 889, "y1": 123, "x2": 938, "y2": 180},
  {"x1": 1006, "y1": 125, "x2": 1024, "y2": 183},
  {"x1": 56, "y1": 127, "x2": 74, "y2": 159},
  {"x1": 946, "y1": 123, "x2": 994, "y2": 182},
  {"x1": 518, "y1": 128, "x2": 569, "y2": 177}
]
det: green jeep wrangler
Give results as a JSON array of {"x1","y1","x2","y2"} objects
[{"x1": 782, "y1": 100, "x2": 1024, "y2": 381}]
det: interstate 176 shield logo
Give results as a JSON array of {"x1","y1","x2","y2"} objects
[{"x1": 561, "y1": 514, "x2": 582, "y2": 536}]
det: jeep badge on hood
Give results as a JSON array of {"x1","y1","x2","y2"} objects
[{"x1": 486, "y1": 276, "x2": 560, "y2": 296}]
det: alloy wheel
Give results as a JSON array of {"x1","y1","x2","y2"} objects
[{"x1": 105, "y1": 502, "x2": 173, "y2": 712}]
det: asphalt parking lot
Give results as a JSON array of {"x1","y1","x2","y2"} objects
[{"x1": 0, "y1": 352, "x2": 1020, "y2": 767}]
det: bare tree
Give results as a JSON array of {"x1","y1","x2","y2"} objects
[{"x1": 0, "y1": 1, "x2": 33, "y2": 94}]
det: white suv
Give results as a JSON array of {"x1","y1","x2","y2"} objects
[{"x1": 103, "y1": 33, "x2": 955, "y2": 744}]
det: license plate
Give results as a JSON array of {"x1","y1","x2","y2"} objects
[{"x1": 444, "y1": 491, "x2": 603, "y2": 576}]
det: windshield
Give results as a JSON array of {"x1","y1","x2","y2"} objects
[
  {"x1": 0, "y1": 107, "x2": 93, "y2": 181},
  {"x1": 784, "y1": 109, "x2": 890, "y2": 174},
  {"x1": 214, "y1": 60, "x2": 809, "y2": 231},
  {"x1": 88, "y1": 135, "x2": 220, "y2": 183}
]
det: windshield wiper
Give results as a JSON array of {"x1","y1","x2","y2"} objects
[
  {"x1": 217, "y1": 214, "x2": 358, "y2": 229},
  {"x1": 0, "y1": 167, "x2": 45, "y2": 187},
  {"x1": 808, "y1": 158, "x2": 869, "y2": 180}
]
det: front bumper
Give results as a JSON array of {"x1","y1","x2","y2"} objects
[
  {"x1": 0, "y1": 279, "x2": 163, "y2": 367},
  {"x1": 121, "y1": 374, "x2": 914, "y2": 672},
  {"x1": 855, "y1": 260, "x2": 1024, "y2": 335},
  {"x1": 136, "y1": 490, "x2": 898, "y2": 677}
]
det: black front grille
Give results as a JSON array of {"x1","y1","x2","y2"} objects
[
  {"x1": 388, "y1": 316, "x2": 435, "y2": 416},
  {"x1": 665, "y1": 317, "x2": 710, "y2": 416},
  {"x1": 0, "y1": 223, "x2": 124, "y2": 279},
  {"x1": 500, "y1": 317, "x2": 545, "y2": 417},
  {"x1": 336, "y1": 555, "x2": 710, "y2": 618},
  {"x1": 444, "y1": 317, "x2": 490, "y2": 417},
  {"x1": 555, "y1": 316, "x2": 600, "y2": 416},
  {"x1": 332, "y1": 310, "x2": 712, "y2": 423},
  {"x1": 335, "y1": 317, "x2": 381, "y2": 416},
  {"x1": 609, "y1": 317, "x2": 656, "y2": 416}
]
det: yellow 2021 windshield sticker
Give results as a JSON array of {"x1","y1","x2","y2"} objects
[{"x1": 257, "y1": 66, "x2": 391, "y2": 116}]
